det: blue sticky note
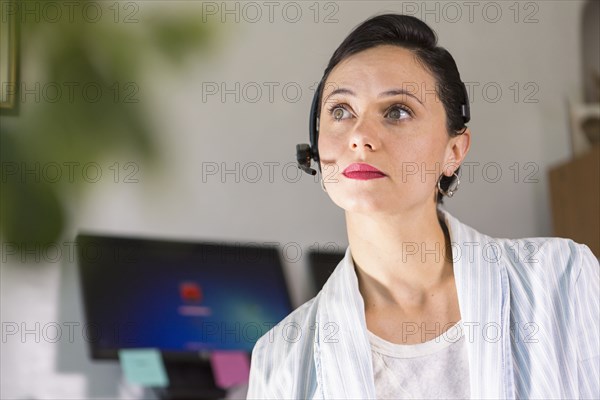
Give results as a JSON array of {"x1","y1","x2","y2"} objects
[{"x1": 118, "y1": 349, "x2": 169, "y2": 387}]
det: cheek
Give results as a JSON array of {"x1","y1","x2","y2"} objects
[
  {"x1": 317, "y1": 134, "x2": 344, "y2": 163},
  {"x1": 317, "y1": 136, "x2": 342, "y2": 182},
  {"x1": 387, "y1": 136, "x2": 447, "y2": 183}
]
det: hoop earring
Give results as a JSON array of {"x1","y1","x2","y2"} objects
[
  {"x1": 437, "y1": 172, "x2": 460, "y2": 198},
  {"x1": 320, "y1": 176, "x2": 327, "y2": 193}
]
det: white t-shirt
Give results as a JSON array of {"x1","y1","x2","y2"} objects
[{"x1": 368, "y1": 320, "x2": 470, "y2": 399}]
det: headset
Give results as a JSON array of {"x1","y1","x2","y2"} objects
[{"x1": 296, "y1": 79, "x2": 471, "y2": 176}]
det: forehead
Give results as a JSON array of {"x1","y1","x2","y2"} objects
[{"x1": 322, "y1": 45, "x2": 437, "y2": 101}]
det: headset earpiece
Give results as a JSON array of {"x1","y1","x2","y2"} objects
[
  {"x1": 296, "y1": 144, "x2": 316, "y2": 175},
  {"x1": 296, "y1": 80, "x2": 323, "y2": 175}
]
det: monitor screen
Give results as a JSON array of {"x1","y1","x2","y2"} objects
[
  {"x1": 76, "y1": 234, "x2": 293, "y2": 359},
  {"x1": 307, "y1": 249, "x2": 345, "y2": 296}
]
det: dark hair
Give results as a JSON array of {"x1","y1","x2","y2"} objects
[{"x1": 317, "y1": 14, "x2": 468, "y2": 204}]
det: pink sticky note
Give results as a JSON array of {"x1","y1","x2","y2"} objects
[{"x1": 210, "y1": 351, "x2": 250, "y2": 389}]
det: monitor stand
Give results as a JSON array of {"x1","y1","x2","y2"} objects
[{"x1": 154, "y1": 360, "x2": 227, "y2": 400}]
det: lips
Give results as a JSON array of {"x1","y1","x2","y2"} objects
[{"x1": 342, "y1": 163, "x2": 386, "y2": 180}]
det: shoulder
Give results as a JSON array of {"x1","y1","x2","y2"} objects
[
  {"x1": 446, "y1": 209, "x2": 597, "y2": 287},
  {"x1": 248, "y1": 294, "x2": 321, "y2": 396},
  {"x1": 253, "y1": 293, "x2": 320, "y2": 354},
  {"x1": 493, "y1": 236, "x2": 595, "y2": 273},
  {"x1": 488, "y1": 236, "x2": 598, "y2": 297},
  {"x1": 445, "y1": 208, "x2": 591, "y2": 274}
]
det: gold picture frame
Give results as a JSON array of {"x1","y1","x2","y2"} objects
[{"x1": 1, "y1": 0, "x2": 19, "y2": 115}]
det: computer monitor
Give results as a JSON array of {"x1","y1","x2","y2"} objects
[
  {"x1": 76, "y1": 234, "x2": 293, "y2": 361},
  {"x1": 307, "y1": 249, "x2": 345, "y2": 296}
]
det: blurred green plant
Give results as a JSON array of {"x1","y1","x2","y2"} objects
[{"x1": 0, "y1": 0, "x2": 217, "y2": 247}]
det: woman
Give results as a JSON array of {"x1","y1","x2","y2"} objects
[{"x1": 247, "y1": 14, "x2": 599, "y2": 399}]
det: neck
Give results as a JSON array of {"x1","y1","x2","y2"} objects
[{"x1": 347, "y1": 204, "x2": 453, "y2": 309}]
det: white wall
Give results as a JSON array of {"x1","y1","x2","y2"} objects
[{"x1": 0, "y1": 1, "x2": 588, "y2": 398}]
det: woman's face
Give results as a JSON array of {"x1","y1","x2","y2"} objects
[{"x1": 318, "y1": 45, "x2": 469, "y2": 216}]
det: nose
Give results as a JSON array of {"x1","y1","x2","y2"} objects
[{"x1": 349, "y1": 116, "x2": 380, "y2": 152}]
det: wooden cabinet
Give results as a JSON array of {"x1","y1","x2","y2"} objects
[{"x1": 548, "y1": 145, "x2": 600, "y2": 257}]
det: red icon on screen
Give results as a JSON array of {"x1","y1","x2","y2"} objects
[{"x1": 180, "y1": 282, "x2": 203, "y2": 303}]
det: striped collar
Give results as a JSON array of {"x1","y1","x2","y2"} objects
[{"x1": 314, "y1": 207, "x2": 516, "y2": 399}]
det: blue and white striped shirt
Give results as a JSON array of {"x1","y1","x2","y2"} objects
[{"x1": 247, "y1": 208, "x2": 600, "y2": 399}]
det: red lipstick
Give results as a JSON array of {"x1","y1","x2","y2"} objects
[{"x1": 342, "y1": 163, "x2": 386, "y2": 180}]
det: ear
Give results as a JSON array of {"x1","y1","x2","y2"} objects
[{"x1": 443, "y1": 128, "x2": 471, "y2": 176}]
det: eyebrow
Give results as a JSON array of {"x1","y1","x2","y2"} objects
[{"x1": 322, "y1": 87, "x2": 424, "y2": 106}]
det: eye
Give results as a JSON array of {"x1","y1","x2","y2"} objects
[
  {"x1": 327, "y1": 104, "x2": 352, "y2": 121},
  {"x1": 385, "y1": 105, "x2": 412, "y2": 121}
]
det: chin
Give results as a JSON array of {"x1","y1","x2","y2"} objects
[
  {"x1": 328, "y1": 188, "x2": 403, "y2": 215},
  {"x1": 327, "y1": 183, "x2": 432, "y2": 215}
]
